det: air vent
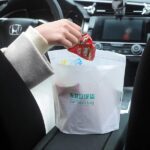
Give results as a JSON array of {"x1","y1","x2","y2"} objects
[
  {"x1": 125, "y1": 4, "x2": 144, "y2": 16},
  {"x1": 74, "y1": 0, "x2": 147, "y2": 17}
]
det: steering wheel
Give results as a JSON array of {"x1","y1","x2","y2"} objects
[
  {"x1": 0, "y1": 18, "x2": 47, "y2": 49},
  {"x1": 45, "y1": 0, "x2": 89, "y2": 26},
  {"x1": 0, "y1": 18, "x2": 51, "y2": 61}
]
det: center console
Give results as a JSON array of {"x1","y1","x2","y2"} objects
[
  {"x1": 88, "y1": 16, "x2": 150, "y2": 56},
  {"x1": 85, "y1": 16, "x2": 150, "y2": 86}
]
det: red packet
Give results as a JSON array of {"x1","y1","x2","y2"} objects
[{"x1": 68, "y1": 33, "x2": 96, "y2": 61}]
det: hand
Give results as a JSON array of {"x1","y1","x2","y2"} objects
[{"x1": 35, "y1": 19, "x2": 82, "y2": 48}]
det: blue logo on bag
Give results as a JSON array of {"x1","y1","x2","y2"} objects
[
  {"x1": 70, "y1": 93, "x2": 95, "y2": 105},
  {"x1": 60, "y1": 58, "x2": 83, "y2": 65},
  {"x1": 73, "y1": 58, "x2": 83, "y2": 65}
]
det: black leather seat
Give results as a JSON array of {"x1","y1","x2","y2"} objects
[
  {"x1": 124, "y1": 40, "x2": 150, "y2": 150},
  {"x1": 33, "y1": 114, "x2": 129, "y2": 150}
]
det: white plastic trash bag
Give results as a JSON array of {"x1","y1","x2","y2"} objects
[{"x1": 48, "y1": 49, "x2": 126, "y2": 134}]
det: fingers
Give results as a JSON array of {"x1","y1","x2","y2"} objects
[
  {"x1": 62, "y1": 19, "x2": 82, "y2": 47},
  {"x1": 35, "y1": 19, "x2": 82, "y2": 48},
  {"x1": 56, "y1": 32, "x2": 78, "y2": 48},
  {"x1": 65, "y1": 19, "x2": 81, "y2": 31},
  {"x1": 66, "y1": 24, "x2": 82, "y2": 41},
  {"x1": 59, "y1": 38, "x2": 73, "y2": 48},
  {"x1": 65, "y1": 32, "x2": 78, "y2": 46}
]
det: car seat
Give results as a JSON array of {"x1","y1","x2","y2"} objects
[{"x1": 124, "y1": 39, "x2": 150, "y2": 150}]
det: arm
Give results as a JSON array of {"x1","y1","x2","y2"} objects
[{"x1": 1, "y1": 19, "x2": 82, "y2": 89}]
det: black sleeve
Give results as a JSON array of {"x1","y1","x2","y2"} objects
[{"x1": 0, "y1": 51, "x2": 46, "y2": 150}]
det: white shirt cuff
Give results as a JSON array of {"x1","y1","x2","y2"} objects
[
  {"x1": 25, "y1": 26, "x2": 53, "y2": 54},
  {"x1": 3, "y1": 32, "x2": 54, "y2": 88}
]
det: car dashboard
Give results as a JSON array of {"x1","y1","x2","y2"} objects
[{"x1": 64, "y1": 0, "x2": 150, "y2": 86}]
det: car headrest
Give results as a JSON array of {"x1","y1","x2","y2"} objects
[{"x1": 0, "y1": 18, "x2": 45, "y2": 48}]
